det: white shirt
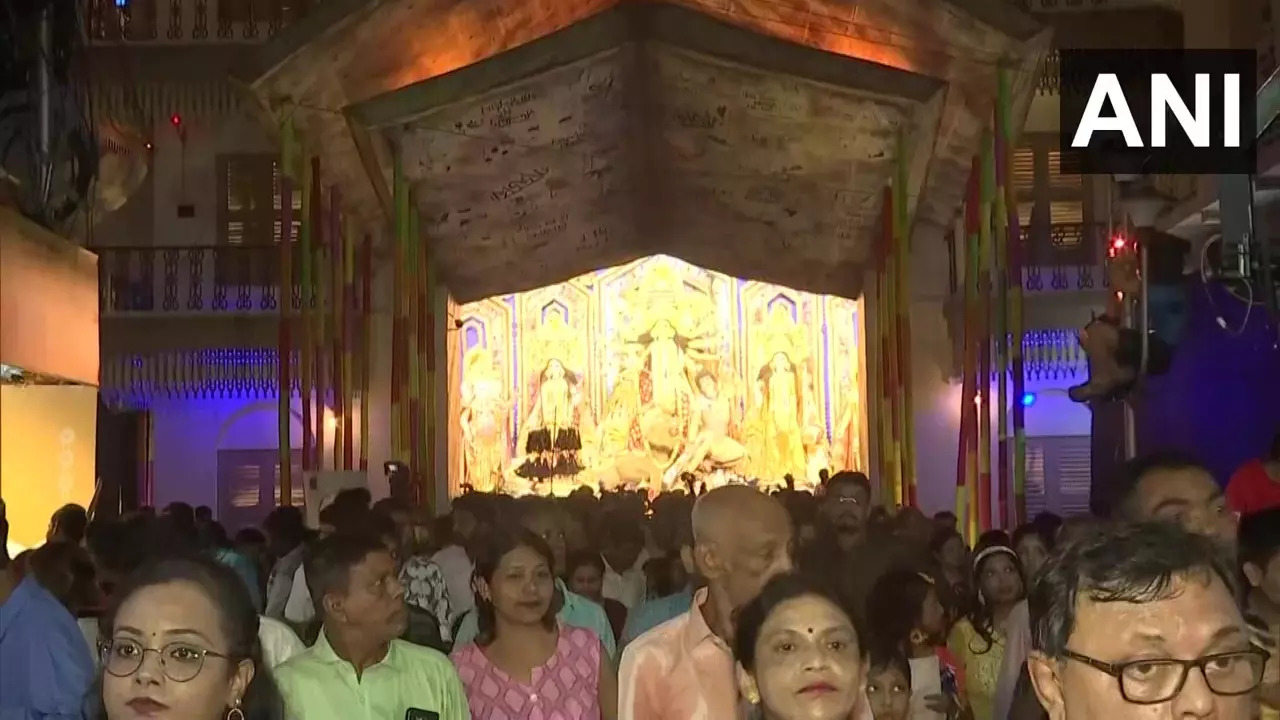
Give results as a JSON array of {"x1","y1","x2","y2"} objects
[
  {"x1": 992, "y1": 599, "x2": 1033, "y2": 720},
  {"x1": 908, "y1": 654, "x2": 946, "y2": 720},
  {"x1": 603, "y1": 550, "x2": 649, "y2": 609},
  {"x1": 430, "y1": 544, "x2": 474, "y2": 619},
  {"x1": 283, "y1": 564, "x2": 314, "y2": 624},
  {"x1": 264, "y1": 545, "x2": 305, "y2": 620},
  {"x1": 257, "y1": 615, "x2": 305, "y2": 668}
]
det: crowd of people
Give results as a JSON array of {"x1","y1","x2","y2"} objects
[{"x1": 1, "y1": 444, "x2": 1279, "y2": 720}]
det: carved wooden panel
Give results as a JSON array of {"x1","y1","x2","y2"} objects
[
  {"x1": 403, "y1": 47, "x2": 637, "y2": 295},
  {"x1": 649, "y1": 46, "x2": 906, "y2": 271},
  {"x1": 395, "y1": 41, "x2": 922, "y2": 299}
]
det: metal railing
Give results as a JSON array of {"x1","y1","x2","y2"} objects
[
  {"x1": 87, "y1": 0, "x2": 316, "y2": 43},
  {"x1": 97, "y1": 245, "x2": 301, "y2": 314}
]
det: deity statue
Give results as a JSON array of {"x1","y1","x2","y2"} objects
[
  {"x1": 663, "y1": 370, "x2": 747, "y2": 486},
  {"x1": 744, "y1": 303, "x2": 821, "y2": 488},
  {"x1": 458, "y1": 348, "x2": 510, "y2": 492},
  {"x1": 513, "y1": 358, "x2": 590, "y2": 492},
  {"x1": 745, "y1": 351, "x2": 810, "y2": 484},
  {"x1": 638, "y1": 318, "x2": 696, "y2": 420},
  {"x1": 598, "y1": 346, "x2": 643, "y2": 460},
  {"x1": 832, "y1": 379, "x2": 863, "y2": 473}
]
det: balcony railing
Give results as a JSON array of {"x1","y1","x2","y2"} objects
[
  {"x1": 87, "y1": 0, "x2": 316, "y2": 43},
  {"x1": 97, "y1": 246, "x2": 300, "y2": 314}
]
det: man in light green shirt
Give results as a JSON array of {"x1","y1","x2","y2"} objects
[{"x1": 276, "y1": 530, "x2": 469, "y2": 720}]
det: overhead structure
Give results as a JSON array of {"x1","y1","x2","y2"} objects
[{"x1": 239, "y1": 0, "x2": 1049, "y2": 301}]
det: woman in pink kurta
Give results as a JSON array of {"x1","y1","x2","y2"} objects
[
  {"x1": 453, "y1": 623, "x2": 603, "y2": 719},
  {"x1": 450, "y1": 527, "x2": 616, "y2": 720}
]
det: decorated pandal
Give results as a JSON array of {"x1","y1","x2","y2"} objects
[{"x1": 454, "y1": 255, "x2": 864, "y2": 497}]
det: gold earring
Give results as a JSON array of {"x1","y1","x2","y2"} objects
[
  {"x1": 226, "y1": 701, "x2": 244, "y2": 720},
  {"x1": 910, "y1": 629, "x2": 928, "y2": 646}
]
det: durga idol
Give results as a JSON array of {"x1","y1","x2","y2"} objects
[
  {"x1": 746, "y1": 351, "x2": 810, "y2": 485},
  {"x1": 513, "y1": 358, "x2": 589, "y2": 490}
]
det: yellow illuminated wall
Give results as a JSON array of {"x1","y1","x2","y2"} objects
[
  {"x1": 0, "y1": 385, "x2": 98, "y2": 550},
  {"x1": 452, "y1": 254, "x2": 864, "y2": 493}
]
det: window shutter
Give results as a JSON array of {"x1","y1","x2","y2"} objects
[
  {"x1": 227, "y1": 464, "x2": 262, "y2": 509},
  {"x1": 1047, "y1": 150, "x2": 1082, "y2": 190},
  {"x1": 273, "y1": 461, "x2": 305, "y2": 507},
  {"x1": 1024, "y1": 444, "x2": 1048, "y2": 518},
  {"x1": 1056, "y1": 440, "x2": 1093, "y2": 517},
  {"x1": 1024, "y1": 436, "x2": 1093, "y2": 517},
  {"x1": 1013, "y1": 148, "x2": 1035, "y2": 193}
]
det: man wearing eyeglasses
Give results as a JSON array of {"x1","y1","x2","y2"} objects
[
  {"x1": 798, "y1": 470, "x2": 918, "y2": 628},
  {"x1": 1027, "y1": 522, "x2": 1266, "y2": 720}
]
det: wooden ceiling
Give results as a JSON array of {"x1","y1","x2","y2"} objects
[{"x1": 239, "y1": 0, "x2": 1050, "y2": 301}]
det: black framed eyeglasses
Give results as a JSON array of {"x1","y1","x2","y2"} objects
[
  {"x1": 1061, "y1": 648, "x2": 1269, "y2": 704},
  {"x1": 100, "y1": 638, "x2": 234, "y2": 683}
]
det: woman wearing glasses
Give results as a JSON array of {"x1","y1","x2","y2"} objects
[{"x1": 96, "y1": 555, "x2": 285, "y2": 720}]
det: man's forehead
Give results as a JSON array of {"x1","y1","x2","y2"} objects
[
  {"x1": 734, "y1": 516, "x2": 792, "y2": 545},
  {"x1": 1136, "y1": 467, "x2": 1217, "y2": 504},
  {"x1": 1071, "y1": 572, "x2": 1243, "y2": 647},
  {"x1": 353, "y1": 550, "x2": 394, "y2": 575},
  {"x1": 826, "y1": 484, "x2": 867, "y2": 500}
]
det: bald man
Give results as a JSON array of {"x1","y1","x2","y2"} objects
[{"x1": 618, "y1": 485, "x2": 793, "y2": 720}]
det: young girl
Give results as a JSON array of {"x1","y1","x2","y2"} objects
[
  {"x1": 868, "y1": 570, "x2": 968, "y2": 720},
  {"x1": 948, "y1": 542, "x2": 1025, "y2": 720},
  {"x1": 866, "y1": 650, "x2": 912, "y2": 720}
]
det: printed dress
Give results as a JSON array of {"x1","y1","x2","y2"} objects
[{"x1": 451, "y1": 624, "x2": 602, "y2": 720}]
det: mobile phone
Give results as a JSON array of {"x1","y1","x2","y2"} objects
[{"x1": 405, "y1": 709, "x2": 438, "y2": 720}]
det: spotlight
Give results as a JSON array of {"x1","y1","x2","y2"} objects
[{"x1": 1021, "y1": 392, "x2": 1037, "y2": 407}]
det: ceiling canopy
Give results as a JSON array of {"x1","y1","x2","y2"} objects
[{"x1": 241, "y1": 0, "x2": 1049, "y2": 302}]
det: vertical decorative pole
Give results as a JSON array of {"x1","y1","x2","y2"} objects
[
  {"x1": 866, "y1": 241, "x2": 885, "y2": 495},
  {"x1": 311, "y1": 158, "x2": 327, "y2": 471},
  {"x1": 952, "y1": 212, "x2": 968, "y2": 513},
  {"x1": 277, "y1": 117, "x2": 296, "y2": 505},
  {"x1": 878, "y1": 184, "x2": 897, "y2": 505},
  {"x1": 893, "y1": 129, "x2": 915, "y2": 507},
  {"x1": 406, "y1": 205, "x2": 421, "y2": 496},
  {"x1": 426, "y1": 239, "x2": 439, "y2": 504},
  {"x1": 299, "y1": 156, "x2": 314, "y2": 477},
  {"x1": 342, "y1": 215, "x2": 355, "y2": 471},
  {"x1": 880, "y1": 184, "x2": 901, "y2": 504},
  {"x1": 960, "y1": 159, "x2": 981, "y2": 542},
  {"x1": 329, "y1": 187, "x2": 343, "y2": 469},
  {"x1": 360, "y1": 233, "x2": 372, "y2": 472},
  {"x1": 992, "y1": 105, "x2": 1011, "y2": 529},
  {"x1": 424, "y1": 210, "x2": 440, "y2": 502},
  {"x1": 978, "y1": 129, "x2": 995, "y2": 532},
  {"x1": 408, "y1": 210, "x2": 423, "y2": 504},
  {"x1": 391, "y1": 155, "x2": 407, "y2": 467},
  {"x1": 1000, "y1": 64, "x2": 1028, "y2": 526}
]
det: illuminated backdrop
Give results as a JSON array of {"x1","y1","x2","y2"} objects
[{"x1": 453, "y1": 255, "x2": 864, "y2": 493}]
